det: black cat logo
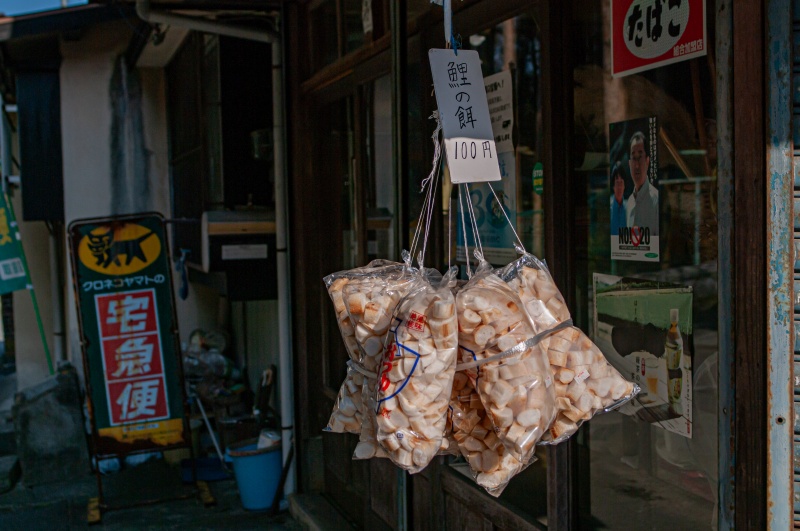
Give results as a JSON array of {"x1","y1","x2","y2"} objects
[{"x1": 87, "y1": 228, "x2": 156, "y2": 269}]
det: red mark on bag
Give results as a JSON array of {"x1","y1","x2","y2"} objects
[
  {"x1": 379, "y1": 342, "x2": 398, "y2": 391},
  {"x1": 407, "y1": 311, "x2": 426, "y2": 332}
]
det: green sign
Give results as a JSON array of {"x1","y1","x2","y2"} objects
[
  {"x1": 0, "y1": 193, "x2": 30, "y2": 295},
  {"x1": 68, "y1": 213, "x2": 187, "y2": 457},
  {"x1": 533, "y1": 162, "x2": 544, "y2": 195}
]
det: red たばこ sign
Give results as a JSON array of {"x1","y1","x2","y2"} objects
[{"x1": 611, "y1": 0, "x2": 706, "y2": 78}]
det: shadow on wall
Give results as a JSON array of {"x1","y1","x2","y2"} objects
[{"x1": 110, "y1": 55, "x2": 151, "y2": 216}]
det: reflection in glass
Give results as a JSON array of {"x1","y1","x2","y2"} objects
[
  {"x1": 572, "y1": 0, "x2": 719, "y2": 528},
  {"x1": 343, "y1": 0, "x2": 365, "y2": 54},
  {"x1": 366, "y1": 76, "x2": 396, "y2": 261}
]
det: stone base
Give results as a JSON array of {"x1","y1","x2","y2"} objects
[{"x1": 13, "y1": 363, "x2": 90, "y2": 486}]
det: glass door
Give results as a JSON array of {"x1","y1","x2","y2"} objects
[
  {"x1": 434, "y1": 6, "x2": 551, "y2": 529},
  {"x1": 312, "y1": 73, "x2": 404, "y2": 529},
  {"x1": 569, "y1": 0, "x2": 720, "y2": 528}
]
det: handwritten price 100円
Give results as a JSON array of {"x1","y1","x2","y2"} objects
[{"x1": 451, "y1": 140, "x2": 493, "y2": 160}]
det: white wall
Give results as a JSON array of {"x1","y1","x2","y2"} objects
[
  {"x1": 14, "y1": 21, "x2": 219, "y2": 389},
  {"x1": 12, "y1": 193, "x2": 54, "y2": 388}
]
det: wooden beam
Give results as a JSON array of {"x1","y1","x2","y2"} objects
[
  {"x1": 732, "y1": 0, "x2": 767, "y2": 528},
  {"x1": 541, "y1": 2, "x2": 577, "y2": 529}
]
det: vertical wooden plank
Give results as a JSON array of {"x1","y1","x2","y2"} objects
[
  {"x1": 765, "y1": 0, "x2": 794, "y2": 527},
  {"x1": 411, "y1": 468, "x2": 433, "y2": 531},
  {"x1": 733, "y1": 1, "x2": 767, "y2": 529},
  {"x1": 540, "y1": 2, "x2": 576, "y2": 530},
  {"x1": 368, "y1": 457, "x2": 399, "y2": 529},
  {"x1": 286, "y1": 0, "x2": 312, "y2": 452}
]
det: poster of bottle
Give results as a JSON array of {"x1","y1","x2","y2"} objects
[
  {"x1": 593, "y1": 273, "x2": 692, "y2": 438},
  {"x1": 609, "y1": 116, "x2": 660, "y2": 262},
  {"x1": 456, "y1": 70, "x2": 517, "y2": 266}
]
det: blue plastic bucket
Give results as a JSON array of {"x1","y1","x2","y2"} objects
[{"x1": 226, "y1": 438, "x2": 282, "y2": 511}]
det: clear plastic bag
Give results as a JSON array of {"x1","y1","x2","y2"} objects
[
  {"x1": 455, "y1": 260, "x2": 556, "y2": 464},
  {"x1": 540, "y1": 326, "x2": 638, "y2": 443},
  {"x1": 497, "y1": 252, "x2": 638, "y2": 443},
  {"x1": 347, "y1": 266, "x2": 421, "y2": 459},
  {"x1": 374, "y1": 267, "x2": 459, "y2": 473},
  {"x1": 448, "y1": 369, "x2": 530, "y2": 497},
  {"x1": 324, "y1": 361, "x2": 364, "y2": 434},
  {"x1": 323, "y1": 260, "x2": 411, "y2": 439},
  {"x1": 498, "y1": 253, "x2": 571, "y2": 333}
]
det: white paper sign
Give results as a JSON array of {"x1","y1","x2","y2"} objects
[
  {"x1": 484, "y1": 70, "x2": 514, "y2": 153},
  {"x1": 430, "y1": 49, "x2": 501, "y2": 184}
]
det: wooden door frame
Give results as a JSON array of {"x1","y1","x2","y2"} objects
[
  {"x1": 731, "y1": 0, "x2": 767, "y2": 529},
  {"x1": 539, "y1": 2, "x2": 578, "y2": 529}
]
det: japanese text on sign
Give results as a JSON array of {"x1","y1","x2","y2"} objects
[
  {"x1": 484, "y1": 70, "x2": 514, "y2": 153},
  {"x1": 611, "y1": 0, "x2": 706, "y2": 77},
  {"x1": 96, "y1": 289, "x2": 169, "y2": 426},
  {"x1": 430, "y1": 49, "x2": 501, "y2": 184}
]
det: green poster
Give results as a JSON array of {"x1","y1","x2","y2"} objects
[
  {"x1": 593, "y1": 273, "x2": 693, "y2": 438},
  {"x1": 0, "y1": 193, "x2": 30, "y2": 295},
  {"x1": 532, "y1": 162, "x2": 543, "y2": 196},
  {"x1": 68, "y1": 213, "x2": 187, "y2": 457}
]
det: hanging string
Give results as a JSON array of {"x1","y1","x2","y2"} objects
[
  {"x1": 458, "y1": 185, "x2": 472, "y2": 278},
  {"x1": 420, "y1": 111, "x2": 444, "y2": 192},
  {"x1": 463, "y1": 183, "x2": 484, "y2": 259},
  {"x1": 409, "y1": 111, "x2": 444, "y2": 263},
  {"x1": 409, "y1": 176, "x2": 433, "y2": 265},
  {"x1": 419, "y1": 150, "x2": 441, "y2": 267},
  {"x1": 447, "y1": 192, "x2": 452, "y2": 270},
  {"x1": 487, "y1": 182, "x2": 526, "y2": 254}
]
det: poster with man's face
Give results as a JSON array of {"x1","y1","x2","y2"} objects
[{"x1": 609, "y1": 116, "x2": 660, "y2": 262}]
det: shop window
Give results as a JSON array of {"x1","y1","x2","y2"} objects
[
  {"x1": 445, "y1": 11, "x2": 549, "y2": 523},
  {"x1": 343, "y1": 0, "x2": 366, "y2": 53},
  {"x1": 307, "y1": 0, "x2": 400, "y2": 74},
  {"x1": 407, "y1": 0, "x2": 433, "y2": 21},
  {"x1": 571, "y1": 0, "x2": 719, "y2": 528},
  {"x1": 309, "y1": 1, "x2": 339, "y2": 71}
]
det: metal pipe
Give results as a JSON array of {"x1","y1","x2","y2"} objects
[
  {"x1": 49, "y1": 224, "x2": 65, "y2": 362},
  {"x1": 272, "y1": 25, "x2": 295, "y2": 498},
  {"x1": 135, "y1": 0, "x2": 277, "y2": 44}
]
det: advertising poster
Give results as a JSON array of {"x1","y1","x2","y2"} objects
[
  {"x1": 0, "y1": 193, "x2": 30, "y2": 295},
  {"x1": 456, "y1": 70, "x2": 517, "y2": 266},
  {"x1": 593, "y1": 273, "x2": 693, "y2": 438},
  {"x1": 68, "y1": 213, "x2": 187, "y2": 457},
  {"x1": 609, "y1": 115, "x2": 660, "y2": 262},
  {"x1": 611, "y1": 0, "x2": 707, "y2": 78}
]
